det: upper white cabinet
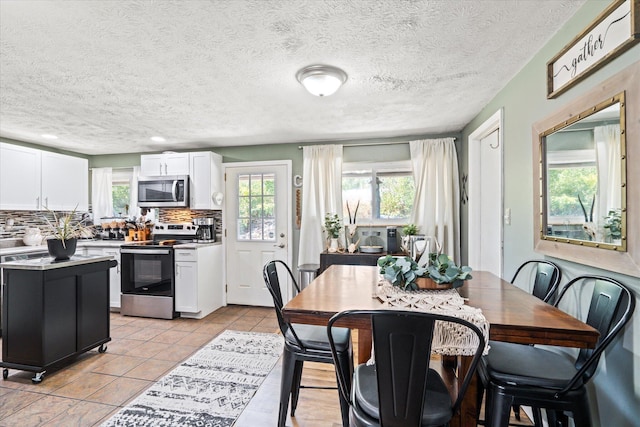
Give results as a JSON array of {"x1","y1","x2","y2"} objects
[
  {"x1": 41, "y1": 151, "x2": 89, "y2": 211},
  {"x1": 0, "y1": 143, "x2": 88, "y2": 211},
  {"x1": 189, "y1": 151, "x2": 223, "y2": 209},
  {"x1": 0, "y1": 143, "x2": 42, "y2": 210},
  {"x1": 140, "y1": 152, "x2": 189, "y2": 176}
]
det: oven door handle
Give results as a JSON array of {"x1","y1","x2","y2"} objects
[{"x1": 121, "y1": 248, "x2": 172, "y2": 255}]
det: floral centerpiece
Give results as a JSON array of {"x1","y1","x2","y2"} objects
[{"x1": 378, "y1": 253, "x2": 472, "y2": 291}]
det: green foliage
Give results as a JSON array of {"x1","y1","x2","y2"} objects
[
  {"x1": 379, "y1": 176, "x2": 415, "y2": 219},
  {"x1": 603, "y1": 209, "x2": 622, "y2": 239},
  {"x1": 112, "y1": 183, "x2": 130, "y2": 216},
  {"x1": 324, "y1": 213, "x2": 342, "y2": 238},
  {"x1": 427, "y1": 254, "x2": 473, "y2": 289},
  {"x1": 377, "y1": 255, "x2": 426, "y2": 291},
  {"x1": 402, "y1": 223, "x2": 418, "y2": 235},
  {"x1": 378, "y1": 254, "x2": 472, "y2": 290},
  {"x1": 547, "y1": 167, "x2": 597, "y2": 217}
]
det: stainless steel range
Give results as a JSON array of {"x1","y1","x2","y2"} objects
[{"x1": 119, "y1": 223, "x2": 197, "y2": 319}]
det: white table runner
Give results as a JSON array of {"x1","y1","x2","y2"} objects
[{"x1": 373, "y1": 281, "x2": 490, "y2": 358}]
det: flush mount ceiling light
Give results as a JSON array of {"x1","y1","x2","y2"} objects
[
  {"x1": 150, "y1": 136, "x2": 166, "y2": 142},
  {"x1": 296, "y1": 64, "x2": 348, "y2": 97},
  {"x1": 41, "y1": 134, "x2": 58, "y2": 140}
]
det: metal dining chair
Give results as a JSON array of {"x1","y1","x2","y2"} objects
[
  {"x1": 503, "y1": 259, "x2": 562, "y2": 421},
  {"x1": 510, "y1": 260, "x2": 562, "y2": 303},
  {"x1": 263, "y1": 260, "x2": 353, "y2": 427},
  {"x1": 328, "y1": 309, "x2": 485, "y2": 427},
  {"x1": 479, "y1": 275, "x2": 635, "y2": 427}
]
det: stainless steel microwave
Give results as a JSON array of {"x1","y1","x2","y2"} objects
[{"x1": 138, "y1": 175, "x2": 189, "y2": 207}]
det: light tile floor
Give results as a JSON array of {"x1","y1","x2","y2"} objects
[{"x1": 0, "y1": 305, "x2": 279, "y2": 426}]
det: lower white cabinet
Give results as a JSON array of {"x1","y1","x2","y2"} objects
[
  {"x1": 175, "y1": 244, "x2": 223, "y2": 319},
  {"x1": 84, "y1": 246, "x2": 121, "y2": 309}
]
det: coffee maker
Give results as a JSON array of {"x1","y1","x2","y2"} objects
[{"x1": 193, "y1": 218, "x2": 216, "y2": 242}]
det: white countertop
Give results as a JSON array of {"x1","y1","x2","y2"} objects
[
  {"x1": 0, "y1": 254, "x2": 114, "y2": 270},
  {"x1": 173, "y1": 241, "x2": 222, "y2": 249},
  {"x1": 0, "y1": 239, "x2": 125, "y2": 257},
  {"x1": 0, "y1": 239, "x2": 221, "y2": 257}
]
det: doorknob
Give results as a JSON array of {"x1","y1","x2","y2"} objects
[{"x1": 273, "y1": 243, "x2": 285, "y2": 248}]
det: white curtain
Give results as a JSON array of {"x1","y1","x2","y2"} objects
[
  {"x1": 594, "y1": 124, "x2": 621, "y2": 223},
  {"x1": 91, "y1": 168, "x2": 113, "y2": 220},
  {"x1": 129, "y1": 166, "x2": 141, "y2": 219},
  {"x1": 298, "y1": 145, "x2": 343, "y2": 266},
  {"x1": 409, "y1": 138, "x2": 461, "y2": 263}
]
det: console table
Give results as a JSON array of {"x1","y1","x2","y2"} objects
[{"x1": 319, "y1": 251, "x2": 391, "y2": 274}]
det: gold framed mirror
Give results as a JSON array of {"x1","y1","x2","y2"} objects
[
  {"x1": 533, "y1": 60, "x2": 639, "y2": 278},
  {"x1": 540, "y1": 92, "x2": 626, "y2": 251}
]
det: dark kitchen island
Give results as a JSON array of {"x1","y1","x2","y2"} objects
[{"x1": 0, "y1": 254, "x2": 116, "y2": 383}]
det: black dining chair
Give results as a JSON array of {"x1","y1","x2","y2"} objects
[
  {"x1": 262, "y1": 260, "x2": 353, "y2": 427},
  {"x1": 327, "y1": 309, "x2": 486, "y2": 427},
  {"x1": 504, "y1": 259, "x2": 562, "y2": 421},
  {"x1": 511, "y1": 260, "x2": 561, "y2": 303},
  {"x1": 479, "y1": 275, "x2": 635, "y2": 427}
]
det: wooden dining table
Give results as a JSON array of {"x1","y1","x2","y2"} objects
[{"x1": 282, "y1": 265, "x2": 599, "y2": 427}]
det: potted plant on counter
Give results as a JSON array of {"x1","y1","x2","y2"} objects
[{"x1": 42, "y1": 207, "x2": 94, "y2": 260}]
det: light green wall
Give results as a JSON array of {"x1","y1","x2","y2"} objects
[{"x1": 460, "y1": 1, "x2": 640, "y2": 425}]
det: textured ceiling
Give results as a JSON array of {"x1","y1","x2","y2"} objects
[{"x1": 0, "y1": 0, "x2": 586, "y2": 155}]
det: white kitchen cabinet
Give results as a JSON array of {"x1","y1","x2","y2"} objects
[
  {"x1": 0, "y1": 142, "x2": 88, "y2": 211},
  {"x1": 175, "y1": 259, "x2": 198, "y2": 312},
  {"x1": 83, "y1": 246, "x2": 121, "y2": 309},
  {"x1": 0, "y1": 143, "x2": 42, "y2": 210},
  {"x1": 189, "y1": 151, "x2": 223, "y2": 209},
  {"x1": 140, "y1": 152, "x2": 189, "y2": 176},
  {"x1": 41, "y1": 151, "x2": 89, "y2": 211},
  {"x1": 174, "y1": 244, "x2": 223, "y2": 318},
  {"x1": 103, "y1": 248, "x2": 122, "y2": 309}
]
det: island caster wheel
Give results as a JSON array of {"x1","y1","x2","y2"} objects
[
  {"x1": 98, "y1": 344, "x2": 107, "y2": 353},
  {"x1": 2, "y1": 369, "x2": 8, "y2": 379},
  {"x1": 31, "y1": 371, "x2": 45, "y2": 384}
]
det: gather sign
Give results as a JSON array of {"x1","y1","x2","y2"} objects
[{"x1": 547, "y1": 0, "x2": 639, "y2": 99}]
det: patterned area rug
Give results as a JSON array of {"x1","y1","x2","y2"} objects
[{"x1": 102, "y1": 330, "x2": 283, "y2": 427}]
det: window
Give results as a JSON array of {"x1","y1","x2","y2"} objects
[
  {"x1": 111, "y1": 169, "x2": 132, "y2": 217},
  {"x1": 546, "y1": 149, "x2": 597, "y2": 222},
  {"x1": 237, "y1": 173, "x2": 276, "y2": 241},
  {"x1": 109, "y1": 169, "x2": 154, "y2": 221},
  {"x1": 342, "y1": 161, "x2": 415, "y2": 224}
]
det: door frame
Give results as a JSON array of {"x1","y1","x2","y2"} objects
[
  {"x1": 467, "y1": 109, "x2": 504, "y2": 277},
  {"x1": 222, "y1": 160, "x2": 293, "y2": 303}
]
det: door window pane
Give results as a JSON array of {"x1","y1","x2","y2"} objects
[{"x1": 237, "y1": 173, "x2": 276, "y2": 241}]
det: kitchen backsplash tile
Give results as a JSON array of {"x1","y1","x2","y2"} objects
[
  {"x1": 158, "y1": 209, "x2": 222, "y2": 234},
  {"x1": 0, "y1": 209, "x2": 86, "y2": 239},
  {"x1": 1, "y1": 208, "x2": 222, "y2": 240}
]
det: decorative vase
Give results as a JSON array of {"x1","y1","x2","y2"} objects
[
  {"x1": 23, "y1": 228, "x2": 44, "y2": 246},
  {"x1": 328, "y1": 238, "x2": 339, "y2": 253},
  {"x1": 47, "y1": 238, "x2": 77, "y2": 261}
]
